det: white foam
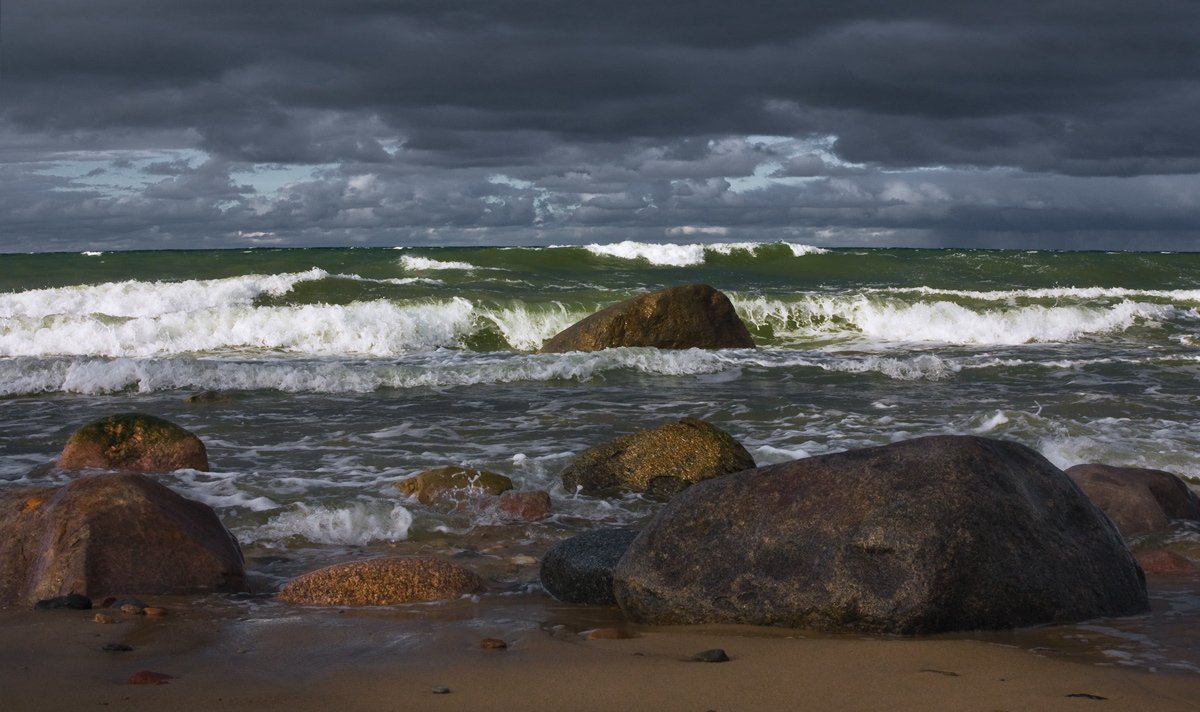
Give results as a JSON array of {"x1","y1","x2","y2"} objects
[
  {"x1": 882, "y1": 285, "x2": 1200, "y2": 303},
  {"x1": 0, "y1": 268, "x2": 329, "y2": 319},
  {"x1": 732, "y1": 294, "x2": 1183, "y2": 346},
  {"x1": 474, "y1": 302, "x2": 589, "y2": 351},
  {"x1": 250, "y1": 502, "x2": 413, "y2": 545},
  {"x1": 399, "y1": 255, "x2": 480, "y2": 271},
  {"x1": 580, "y1": 240, "x2": 828, "y2": 266}
]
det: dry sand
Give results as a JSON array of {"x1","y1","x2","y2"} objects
[{"x1": 2, "y1": 599, "x2": 1198, "y2": 712}]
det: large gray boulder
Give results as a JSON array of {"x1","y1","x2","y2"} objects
[
  {"x1": 613, "y1": 436, "x2": 1147, "y2": 634},
  {"x1": 561, "y1": 418, "x2": 755, "y2": 496},
  {"x1": 0, "y1": 474, "x2": 245, "y2": 606},
  {"x1": 1065, "y1": 464, "x2": 1200, "y2": 538},
  {"x1": 540, "y1": 284, "x2": 754, "y2": 353}
]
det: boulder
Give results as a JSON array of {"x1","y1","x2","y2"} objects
[
  {"x1": 1065, "y1": 464, "x2": 1200, "y2": 537},
  {"x1": 561, "y1": 418, "x2": 755, "y2": 496},
  {"x1": 613, "y1": 436, "x2": 1148, "y2": 634},
  {"x1": 396, "y1": 466, "x2": 513, "y2": 505},
  {"x1": 277, "y1": 556, "x2": 485, "y2": 606},
  {"x1": 58, "y1": 413, "x2": 208, "y2": 472},
  {"x1": 0, "y1": 473, "x2": 245, "y2": 606},
  {"x1": 497, "y1": 490, "x2": 552, "y2": 522},
  {"x1": 540, "y1": 284, "x2": 754, "y2": 353},
  {"x1": 1136, "y1": 549, "x2": 1199, "y2": 576},
  {"x1": 540, "y1": 528, "x2": 640, "y2": 605}
]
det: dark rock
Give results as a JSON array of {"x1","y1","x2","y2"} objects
[
  {"x1": 108, "y1": 596, "x2": 148, "y2": 610},
  {"x1": 277, "y1": 557, "x2": 485, "y2": 606},
  {"x1": 396, "y1": 466, "x2": 513, "y2": 505},
  {"x1": 540, "y1": 284, "x2": 755, "y2": 353},
  {"x1": 561, "y1": 418, "x2": 755, "y2": 496},
  {"x1": 432, "y1": 686, "x2": 451, "y2": 695},
  {"x1": 613, "y1": 436, "x2": 1148, "y2": 634},
  {"x1": 496, "y1": 490, "x2": 552, "y2": 521},
  {"x1": 33, "y1": 594, "x2": 93, "y2": 610},
  {"x1": 480, "y1": 638, "x2": 508, "y2": 650},
  {"x1": 540, "y1": 528, "x2": 640, "y2": 604},
  {"x1": 127, "y1": 670, "x2": 172, "y2": 685},
  {"x1": 0, "y1": 474, "x2": 246, "y2": 606},
  {"x1": 184, "y1": 390, "x2": 235, "y2": 405},
  {"x1": 691, "y1": 649, "x2": 730, "y2": 663},
  {"x1": 58, "y1": 413, "x2": 208, "y2": 473},
  {"x1": 1065, "y1": 464, "x2": 1200, "y2": 537}
]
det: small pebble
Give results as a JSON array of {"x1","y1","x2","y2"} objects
[
  {"x1": 120, "y1": 604, "x2": 145, "y2": 616},
  {"x1": 108, "y1": 597, "x2": 147, "y2": 610},
  {"x1": 509, "y1": 555, "x2": 538, "y2": 566},
  {"x1": 691, "y1": 648, "x2": 730, "y2": 663},
  {"x1": 480, "y1": 638, "x2": 508, "y2": 650},
  {"x1": 103, "y1": 643, "x2": 133, "y2": 652},
  {"x1": 432, "y1": 686, "x2": 451, "y2": 694},
  {"x1": 143, "y1": 607, "x2": 167, "y2": 617},
  {"x1": 93, "y1": 613, "x2": 117, "y2": 624},
  {"x1": 127, "y1": 670, "x2": 172, "y2": 685}
]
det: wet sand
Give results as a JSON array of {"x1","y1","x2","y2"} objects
[{"x1": 3, "y1": 592, "x2": 1198, "y2": 712}]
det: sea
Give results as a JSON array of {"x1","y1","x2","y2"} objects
[{"x1": 2, "y1": 240, "x2": 1199, "y2": 673}]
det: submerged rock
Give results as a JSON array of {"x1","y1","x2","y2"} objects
[
  {"x1": 497, "y1": 490, "x2": 552, "y2": 521},
  {"x1": 540, "y1": 528, "x2": 640, "y2": 605},
  {"x1": 561, "y1": 418, "x2": 755, "y2": 496},
  {"x1": 277, "y1": 556, "x2": 485, "y2": 606},
  {"x1": 1065, "y1": 464, "x2": 1200, "y2": 537},
  {"x1": 57, "y1": 413, "x2": 209, "y2": 473},
  {"x1": 613, "y1": 435, "x2": 1148, "y2": 634},
  {"x1": 540, "y1": 284, "x2": 754, "y2": 353},
  {"x1": 396, "y1": 466, "x2": 514, "y2": 505},
  {"x1": 0, "y1": 474, "x2": 245, "y2": 606}
]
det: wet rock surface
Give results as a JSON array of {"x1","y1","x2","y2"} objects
[
  {"x1": 540, "y1": 528, "x2": 640, "y2": 605},
  {"x1": 1066, "y1": 464, "x2": 1200, "y2": 537},
  {"x1": 57, "y1": 413, "x2": 209, "y2": 473},
  {"x1": 278, "y1": 556, "x2": 485, "y2": 606},
  {"x1": 614, "y1": 436, "x2": 1148, "y2": 634}
]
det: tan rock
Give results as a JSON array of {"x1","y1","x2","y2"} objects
[
  {"x1": 396, "y1": 466, "x2": 513, "y2": 505},
  {"x1": 1137, "y1": 549, "x2": 1199, "y2": 575},
  {"x1": 58, "y1": 413, "x2": 208, "y2": 473},
  {"x1": 541, "y1": 284, "x2": 755, "y2": 353},
  {"x1": 277, "y1": 557, "x2": 485, "y2": 606}
]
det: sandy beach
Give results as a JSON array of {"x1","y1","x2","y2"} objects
[{"x1": 4, "y1": 584, "x2": 1198, "y2": 712}]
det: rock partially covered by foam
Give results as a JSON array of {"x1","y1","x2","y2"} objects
[
  {"x1": 1065, "y1": 464, "x2": 1200, "y2": 538},
  {"x1": 614, "y1": 436, "x2": 1148, "y2": 634},
  {"x1": 540, "y1": 284, "x2": 754, "y2": 353},
  {"x1": 561, "y1": 418, "x2": 755, "y2": 496},
  {"x1": 277, "y1": 557, "x2": 485, "y2": 606},
  {"x1": 396, "y1": 466, "x2": 514, "y2": 505},
  {"x1": 0, "y1": 473, "x2": 245, "y2": 606},
  {"x1": 58, "y1": 413, "x2": 208, "y2": 473}
]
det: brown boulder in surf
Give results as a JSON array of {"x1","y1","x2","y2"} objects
[
  {"x1": 0, "y1": 473, "x2": 245, "y2": 606},
  {"x1": 277, "y1": 557, "x2": 485, "y2": 606},
  {"x1": 1065, "y1": 464, "x2": 1200, "y2": 538},
  {"x1": 540, "y1": 284, "x2": 754, "y2": 353},
  {"x1": 613, "y1": 435, "x2": 1148, "y2": 634},
  {"x1": 58, "y1": 413, "x2": 208, "y2": 473}
]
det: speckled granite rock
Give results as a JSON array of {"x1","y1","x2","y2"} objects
[
  {"x1": 540, "y1": 528, "x2": 640, "y2": 604},
  {"x1": 396, "y1": 466, "x2": 513, "y2": 505},
  {"x1": 561, "y1": 418, "x2": 755, "y2": 496},
  {"x1": 540, "y1": 284, "x2": 754, "y2": 353},
  {"x1": 58, "y1": 413, "x2": 208, "y2": 472},
  {"x1": 278, "y1": 557, "x2": 485, "y2": 606}
]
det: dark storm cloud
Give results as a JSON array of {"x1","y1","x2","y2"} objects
[{"x1": 1, "y1": 0, "x2": 1198, "y2": 251}]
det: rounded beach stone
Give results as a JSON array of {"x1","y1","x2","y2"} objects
[
  {"x1": 1136, "y1": 549, "x2": 1199, "y2": 576},
  {"x1": 395, "y1": 466, "x2": 513, "y2": 505},
  {"x1": 614, "y1": 435, "x2": 1148, "y2": 634},
  {"x1": 0, "y1": 474, "x2": 246, "y2": 606},
  {"x1": 540, "y1": 528, "x2": 640, "y2": 605},
  {"x1": 497, "y1": 490, "x2": 552, "y2": 521},
  {"x1": 560, "y1": 418, "x2": 755, "y2": 496},
  {"x1": 58, "y1": 413, "x2": 208, "y2": 473},
  {"x1": 540, "y1": 284, "x2": 755, "y2": 353},
  {"x1": 1065, "y1": 464, "x2": 1200, "y2": 537},
  {"x1": 127, "y1": 670, "x2": 172, "y2": 685},
  {"x1": 277, "y1": 556, "x2": 485, "y2": 606}
]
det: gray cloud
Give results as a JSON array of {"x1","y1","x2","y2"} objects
[{"x1": 2, "y1": 0, "x2": 1198, "y2": 251}]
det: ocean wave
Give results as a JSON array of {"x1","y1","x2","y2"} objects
[
  {"x1": 0, "y1": 268, "x2": 329, "y2": 320},
  {"x1": 579, "y1": 240, "x2": 828, "y2": 266},
  {"x1": 878, "y1": 285, "x2": 1200, "y2": 303},
  {"x1": 732, "y1": 294, "x2": 1185, "y2": 346},
  {"x1": 247, "y1": 502, "x2": 414, "y2": 545},
  {"x1": 399, "y1": 255, "x2": 483, "y2": 271}
]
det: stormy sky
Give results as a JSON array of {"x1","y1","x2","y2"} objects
[{"x1": 2, "y1": 0, "x2": 1199, "y2": 253}]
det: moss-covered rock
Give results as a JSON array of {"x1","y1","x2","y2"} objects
[
  {"x1": 58, "y1": 413, "x2": 208, "y2": 473},
  {"x1": 540, "y1": 284, "x2": 754, "y2": 353},
  {"x1": 396, "y1": 466, "x2": 513, "y2": 505},
  {"x1": 277, "y1": 557, "x2": 485, "y2": 606},
  {"x1": 561, "y1": 418, "x2": 755, "y2": 496}
]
